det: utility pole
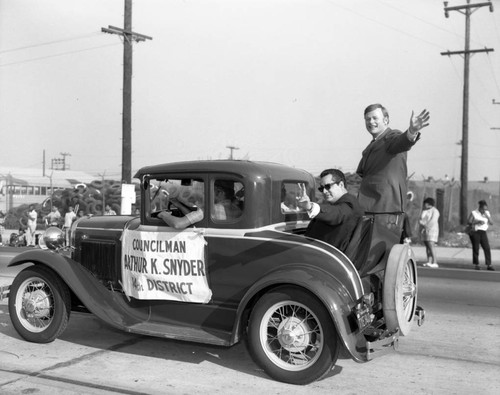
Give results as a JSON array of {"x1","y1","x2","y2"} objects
[
  {"x1": 441, "y1": 0, "x2": 494, "y2": 225},
  {"x1": 42, "y1": 150, "x2": 53, "y2": 210},
  {"x1": 102, "y1": 0, "x2": 152, "y2": 183},
  {"x1": 226, "y1": 145, "x2": 239, "y2": 160},
  {"x1": 60, "y1": 152, "x2": 71, "y2": 170},
  {"x1": 43, "y1": 149, "x2": 46, "y2": 177}
]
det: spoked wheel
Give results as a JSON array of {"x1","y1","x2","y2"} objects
[
  {"x1": 8, "y1": 265, "x2": 71, "y2": 343},
  {"x1": 383, "y1": 244, "x2": 418, "y2": 336},
  {"x1": 247, "y1": 287, "x2": 339, "y2": 385}
]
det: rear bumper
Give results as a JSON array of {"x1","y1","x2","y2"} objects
[
  {"x1": 366, "y1": 328, "x2": 399, "y2": 360},
  {"x1": 365, "y1": 304, "x2": 425, "y2": 361}
]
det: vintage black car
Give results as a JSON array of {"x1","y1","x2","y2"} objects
[{"x1": 4, "y1": 160, "x2": 423, "y2": 385}]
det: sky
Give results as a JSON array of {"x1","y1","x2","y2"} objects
[{"x1": 1, "y1": 0, "x2": 499, "y2": 182}]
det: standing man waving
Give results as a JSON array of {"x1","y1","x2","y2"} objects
[{"x1": 356, "y1": 104, "x2": 430, "y2": 214}]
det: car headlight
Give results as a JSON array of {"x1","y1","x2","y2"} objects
[{"x1": 39, "y1": 226, "x2": 65, "y2": 250}]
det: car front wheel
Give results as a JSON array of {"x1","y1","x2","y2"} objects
[
  {"x1": 8, "y1": 265, "x2": 71, "y2": 343},
  {"x1": 247, "y1": 286, "x2": 339, "y2": 385}
]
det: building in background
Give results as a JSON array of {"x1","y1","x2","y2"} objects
[{"x1": 0, "y1": 167, "x2": 96, "y2": 212}]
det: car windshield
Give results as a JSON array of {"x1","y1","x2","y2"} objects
[
  {"x1": 149, "y1": 179, "x2": 167, "y2": 205},
  {"x1": 149, "y1": 178, "x2": 204, "y2": 213}
]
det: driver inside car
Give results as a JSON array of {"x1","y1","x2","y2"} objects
[{"x1": 157, "y1": 189, "x2": 204, "y2": 230}]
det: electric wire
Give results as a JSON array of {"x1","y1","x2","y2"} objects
[
  {"x1": 323, "y1": 0, "x2": 454, "y2": 50},
  {"x1": 0, "y1": 43, "x2": 121, "y2": 67},
  {"x1": 0, "y1": 32, "x2": 102, "y2": 54}
]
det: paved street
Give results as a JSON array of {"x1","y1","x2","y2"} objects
[
  {"x1": 0, "y1": 241, "x2": 499, "y2": 394},
  {"x1": 1, "y1": 268, "x2": 499, "y2": 394}
]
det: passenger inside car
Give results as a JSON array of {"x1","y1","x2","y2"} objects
[
  {"x1": 280, "y1": 184, "x2": 301, "y2": 213},
  {"x1": 297, "y1": 169, "x2": 364, "y2": 252},
  {"x1": 212, "y1": 180, "x2": 243, "y2": 221}
]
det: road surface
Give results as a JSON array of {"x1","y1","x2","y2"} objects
[{"x1": 0, "y1": 268, "x2": 499, "y2": 394}]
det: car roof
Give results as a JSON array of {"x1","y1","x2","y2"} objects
[{"x1": 134, "y1": 160, "x2": 314, "y2": 181}]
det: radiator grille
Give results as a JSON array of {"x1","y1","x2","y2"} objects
[{"x1": 80, "y1": 240, "x2": 121, "y2": 287}]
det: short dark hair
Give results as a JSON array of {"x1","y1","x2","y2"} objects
[
  {"x1": 478, "y1": 200, "x2": 487, "y2": 208},
  {"x1": 423, "y1": 197, "x2": 435, "y2": 206},
  {"x1": 319, "y1": 168, "x2": 346, "y2": 186},
  {"x1": 214, "y1": 180, "x2": 235, "y2": 199},
  {"x1": 364, "y1": 103, "x2": 389, "y2": 120}
]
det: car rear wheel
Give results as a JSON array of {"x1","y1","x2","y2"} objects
[
  {"x1": 383, "y1": 244, "x2": 417, "y2": 336},
  {"x1": 8, "y1": 265, "x2": 71, "y2": 343},
  {"x1": 247, "y1": 286, "x2": 339, "y2": 385}
]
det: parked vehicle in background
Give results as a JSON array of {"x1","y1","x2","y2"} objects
[{"x1": 4, "y1": 160, "x2": 424, "y2": 385}]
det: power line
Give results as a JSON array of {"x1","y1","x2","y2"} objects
[
  {"x1": 0, "y1": 43, "x2": 120, "y2": 67},
  {"x1": 0, "y1": 32, "x2": 102, "y2": 54},
  {"x1": 324, "y1": 0, "x2": 454, "y2": 50},
  {"x1": 375, "y1": 0, "x2": 476, "y2": 43},
  {"x1": 485, "y1": 55, "x2": 500, "y2": 94}
]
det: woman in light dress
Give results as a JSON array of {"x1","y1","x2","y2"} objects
[{"x1": 419, "y1": 197, "x2": 440, "y2": 268}]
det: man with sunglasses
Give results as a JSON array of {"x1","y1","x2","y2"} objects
[
  {"x1": 298, "y1": 169, "x2": 363, "y2": 251},
  {"x1": 357, "y1": 104, "x2": 430, "y2": 213}
]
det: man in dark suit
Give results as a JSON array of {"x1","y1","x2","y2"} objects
[
  {"x1": 356, "y1": 103, "x2": 430, "y2": 213},
  {"x1": 298, "y1": 169, "x2": 364, "y2": 252}
]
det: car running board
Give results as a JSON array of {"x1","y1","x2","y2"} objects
[{"x1": 127, "y1": 322, "x2": 231, "y2": 346}]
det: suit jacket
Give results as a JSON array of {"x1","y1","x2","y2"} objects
[
  {"x1": 356, "y1": 128, "x2": 419, "y2": 213},
  {"x1": 305, "y1": 193, "x2": 364, "y2": 251}
]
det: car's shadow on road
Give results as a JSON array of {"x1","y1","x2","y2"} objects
[{"x1": 0, "y1": 307, "x2": 347, "y2": 383}]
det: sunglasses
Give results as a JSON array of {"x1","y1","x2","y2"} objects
[{"x1": 318, "y1": 181, "x2": 339, "y2": 193}]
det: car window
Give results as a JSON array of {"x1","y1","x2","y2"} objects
[
  {"x1": 211, "y1": 179, "x2": 244, "y2": 222},
  {"x1": 281, "y1": 182, "x2": 307, "y2": 214}
]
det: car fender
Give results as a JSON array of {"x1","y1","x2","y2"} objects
[
  {"x1": 234, "y1": 264, "x2": 368, "y2": 362},
  {"x1": 8, "y1": 249, "x2": 147, "y2": 329}
]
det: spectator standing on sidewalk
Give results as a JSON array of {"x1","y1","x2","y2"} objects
[
  {"x1": 44, "y1": 206, "x2": 61, "y2": 227},
  {"x1": 467, "y1": 200, "x2": 494, "y2": 271},
  {"x1": 62, "y1": 206, "x2": 77, "y2": 245},
  {"x1": 104, "y1": 204, "x2": 117, "y2": 216},
  {"x1": 26, "y1": 204, "x2": 38, "y2": 247},
  {"x1": 419, "y1": 197, "x2": 440, "y2": 268},
  {"x1": 0, "y1": 211, "x2": 5, "y2": 246}
]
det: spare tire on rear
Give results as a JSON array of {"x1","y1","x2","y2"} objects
[{"x1": 383, "y1": 244, "x2": 418, "y2": 336}]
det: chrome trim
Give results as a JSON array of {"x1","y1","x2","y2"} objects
[{"x1": 75, "y1": 226, "x2": 126, "y2": 232}]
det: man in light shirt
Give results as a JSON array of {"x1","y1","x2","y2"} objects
[{"x1": 63, "y1": 206, "x2": 77, "y2": 245}]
